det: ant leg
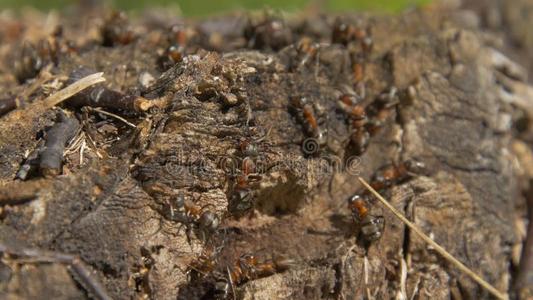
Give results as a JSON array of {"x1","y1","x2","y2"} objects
[
  {"x1": 184, "y1": 225, "x2": 195, "y2": 251},
  {"x1": 199, "y1": 203, "x2": 216, "y2": 211}
]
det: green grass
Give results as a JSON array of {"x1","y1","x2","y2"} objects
[
  {"x1": 0, "y1": 0, "x2": 430, "y2": 16},
  {"x1": 328, "y1": 0, "x2": 428, "y2": 12}
]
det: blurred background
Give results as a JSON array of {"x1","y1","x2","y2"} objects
[{"x1": 0, "y1": 0, "x2": 430, "y2": 16}]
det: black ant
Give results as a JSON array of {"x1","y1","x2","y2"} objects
[{"x1": 129, "y1": 246, "x2": 162, "y2": 298}]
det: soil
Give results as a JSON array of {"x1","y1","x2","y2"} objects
[{"x1": 0, "y1": 1, "x2": 532, "y2": 300}]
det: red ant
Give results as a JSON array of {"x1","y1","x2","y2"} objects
[
  {"x1": 332, "y1": 19, "x2": 373, "y2": 93},
  {"x1": 338, "y1": 93, "x2": 369, "y2": 155},
  {"x1": 290, "y1": 96, "x2": 327, "y2": 148},
  {"x1": 228, "y1": 128, "x2": 275, "y2": 216},
  {"x1": 244, "y1": 16, "x2": 292, "y2": 51},
  {"x1": 101, "y1": 11, "x2": 135, "y2": 47},
  {"x1": 332, "y1": 19, "x2": 372, "y2": 56},
  {"x1": 365, "y1": 87, "x2": 400, "y2": 136},
  {"x1": 228, "y1": 157, "x2": 262, "y2": 216},
  {"x1": 158, "y1": 24, "x2": 189, "y2": 70},
  {"x1": 289, "y1": 37, "x2": 322, "y2": 71},
  {"x1": 217, "y1": 253, "x2": 294, "y2": 298},
  {"x1": 185, "y1": 244, "x2": 223, "y2": 281},
  {"x1": 347, "y1": 159, "x2": 426, "y2": 244},
  {"x1": 347, "y1": 194, "x2": 385, "y2": 244},
  {"x1": 369, "y1": 159, "x2": 426, "y2": 191},
  {"x1": 156, "y1": 191, "x2": 220, "y2": 243}
]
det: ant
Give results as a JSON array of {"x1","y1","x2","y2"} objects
[
  {"x1": 129, "y1": 246, "x2": 162, "y2": 297},
  {"x1": 290, "y1": 96, "x2": 327, "y2": 148},
  {"x1": 238, "y1": 138, "x2": 261, "y2": 158},
  {"x1": 228, "y1": 129, "x2": 275, "y2": 216},
  {"x1": 282, "y1": 37, "x2": 322, "y2": 72},
  {"x1": 347, "y1": 159, "x2": 426, "y2": 245},
  {"x1": 158, "y1": 45, "x2": 184, "y2": 70},
  {"x1": 101, "y1": 11, "x2": 135, "y2": 47},
  {"x1": 244, "y1": 16, "x2": 292, "y2": 51},
  {"x1": 227, "y1": 157, "x2": 262, "y2": 217},
  {"x1": 339, "y1": 86, "x2": 401, "y2": 155},
  {"x1": 332, "y1": 19, "x2": 372, "y2": 56},
  {"x1": 14, "y1": 39, "x2": 58, "y2": 83},
  {"x1": 365, "y1": 87, "x2": 400, "y2": 136},
  {"x1": 168, "y1": 24, "x2": 189, "y2": 46},
  {"x1": 347, "y1": 194, "x2": 385, "y2": 244},
  {"x1": 338, "y1": 93, "x2": 370, "y2": 155},
  {"x1": 220, "y1": 253, "x2": 293, "y2": 297},
  {"x1": 164, "y1": 192, "x2": 220, "y2": 243},
  {"x1": 369, "y1": 158, "x2": 426, "y2": 192},
  {"x1": 332, "y1": 19, "x2": 373, "y2": 88},
  {"x1": 185, "y1": 244, "x2": 222, "y2": 281},
  {"x1": 237, "y1": 128, "x2": 271, "y2": 158},
  {"x1": 158, "y1": 25, "x2": 189, "y2": 70},
  {"x1": 228, "y1": 254, "x2": 270, "y2": 285}
]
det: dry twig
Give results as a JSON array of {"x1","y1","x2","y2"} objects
[
  {"x1": 0, "y1": 242, "x2": 112, "y2": 300},
  {"x1": 0, "y1": 72, "x2": 105, "y2": 141},
  {"x1": 39, "y1": 111, "x2": 80, "y2": 177}
]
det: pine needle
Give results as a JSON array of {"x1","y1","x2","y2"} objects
[{"x1": 357, "y1": 177, "x2": 509, "y2": 300}]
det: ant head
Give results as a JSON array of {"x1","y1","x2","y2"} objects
[
  {"x1": 348, "y1": 193, "x2": 372, "y2": 206},
  {"x1": 316, "y1": 129, "x2": 328, "y2": 146},
  {"x1": 404, "y1": 158, "x2": 426, "y2": 175},
  {"x1": 174, "y1": 192, "x2": 185, "y2": 208},
  {"x1": 239, "y1": 254, "x2": 257, "y2": 265},
  {"x1": 370, "y1": 215, "x2": 385, "y2": 226},
  {"x1": 199, "y1": 211, "x2": 220, "y2": 232},
  {"x1": 376, "y1": 87, "x2": 399, "y2": 107},
  {"x1": 347, "y1": 194, "x2": 363, "y2": 206}
]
